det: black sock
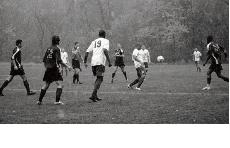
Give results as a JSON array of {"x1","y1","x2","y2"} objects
[
  {"x1": 137, "y1": 77, "x2": 145, "y2": 88},
  {"x1": 130, "y1": 79, "x2": 139, "y2": 87},
  {"x1": 0, "y1": 80, "x2": 9, "y2": 92},
  {"x1": 92, "y1": 89, "x2": 97, "y2": 98},
  {"x1": 207, "y1": 78, "x2": 211, "y2": 85},
  {"x1": 123, "y1": 71, "x2": 127, "y2": 80},
  {"x1": 39, "y1": 89, "x2": 46, "y2": 102},
  {"x1": 112, "y1": 73, "x2": 115, "y2": 79},
  {"x1": 56, "y1": 88, "x2": 63, "y2": 102},
  {"x1": 76, "y1": 74, "x2": 79, "y2": 82},
  {"x1": 73, "y1": 74, "x2": 77, "y2": 83},
  {"x1": 23, "y1": 80, "x2": 30, "y2": 93},
  {"x1": 92, "y1": 77, "x2": 103, "y2": 98}
]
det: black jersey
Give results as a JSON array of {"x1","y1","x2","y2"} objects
[
  {"x1": 207, "y1": 42, "x2": 225, "y2": 65},
  {"x1": 11, "y1": 47, "x2": 22, "y2": 68},
  {"x1": 115, "y1": 48, "x2": 124, "y2": 57},
  {"x1": 43, "y1": 45, "x2": 62, "y2": 68}
]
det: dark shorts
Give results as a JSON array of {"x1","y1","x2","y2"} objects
[
  {"x1": 144, "y1": 62, "x2": 148, "y2": 68},
  {"x1": 43, "y1": 67, "x2": 63, "y2": 83},
  {"x1": 72, "y1": 59, "x2": 81, "y2": 69},
  {"x1": 10, "y1": 66, "x2": 25, "y2": 76},
  {"x1": 136, "y1": 67, "x2": 146, "y2": 78},
  {"x1": 114, "y1": 57, "x2": 125, "y2": 67},
  {"x1": 208, "y1": 64, "x2": 223, "y2": 74},
  {"x1": 92, "y1": 65, "x2": 105, "y2": 77},
  {"x1": 195, "y1": 61, "x2": 200, "y2": 65}
]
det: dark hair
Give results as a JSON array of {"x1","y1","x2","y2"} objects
[
  {"x1": 136, "y1": 43, "x2": 141, "y2": 49},
  {"x1": 52, "y1": 35, "x2": 60, "y2": 45},
  {"x1": 16, "y1": 39, "x2": 22, "y2": 46},
  {"x1": 207, "y1": 35, "x2": 213, "y2": 44},
  {"x1": 99, "y1": 30, "x2": 106, "y2": 38},
  {"x1": 74, "y1": 41, "x2": 79, "y2": 45}
]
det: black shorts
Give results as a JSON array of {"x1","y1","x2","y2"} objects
[
  {"x1": 10, "y1": 66, "x2": 25, "y2": 76},
  {"x1": 114, "y1": 57, "x2": 125, "y2": 67},
  {"x1": 43, "y1": 67, "x2": 63, "y2": 83},
  {"x1": 209, "y1": 64, "x2": 223, "y2": 73},
  {"x1": 72, "y1": 59, "x2": 81, "y2": 69},
  {"x1": 92, "y1": 65, "x2": 105, "y2": 77},
  {"x1": 136, "y1": 67, "x2": 146, "y2": 78},
  {"x1": 144, "y1": 62, "x2": 148, "y2": 68}
]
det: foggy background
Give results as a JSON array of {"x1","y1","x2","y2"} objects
[{"x1": 0, "y1": 0, "x2": 229, "y2": 63}]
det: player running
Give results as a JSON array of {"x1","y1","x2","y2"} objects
[
  {"x1": 0, "y1": 39, "x2": 36, "y2": 96},
  {"x1": 111, "y1": 43, "x2": 128, "y2": 83},
  {"x1": 202, "y1": 35, "x2": 229, "y2": 90},
  {"x1": 60, "y1": 47, "x2": 70, "y2": 76},
  {"x1": 128, "y1": 44, "x2": 146, "y2": 91},
  {"x1": 193, "y1": 48, "x2": 202, "y2": 72},
  {"x1": 84, "y1": 30, "x2": 112, "y2": 102},
  {"x1": 72, "y1": 42, "x2": 83, "y2": 84},
  {"x1": 37, "y1": 35, "x2": 71, "y2": 105},
  {"x1": 142, "y1": 45, "x2": 151, "y2": 72}
]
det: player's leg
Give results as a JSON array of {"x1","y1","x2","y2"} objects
[
  {"x1": 65, "y1": 67, "x2": 68, "y2": 77},
  {"x1": 202, "y1": 67, "x2": 214, "y2": 90},
  {"x1": 120, "y1": 66, "x2": 128, "y2": 81},
  {"x1": 0, "y1": 75, "x2": 14, "y2": 96},
  {"x1": 111, "y1": 66, "x2": 118, "y2": 83},
  {"x1": 54, "y1": 81, "x2": 64, "y2": 105},
  {"x1": 136, "y1": 68, "x2": 146, "y2": 90},
  {"x1": 215, "y1": 66, "x2": 229, "y2": 82},
  {"x1": 37, "y1": 82, "x2": 50, "y2": 105},
  {"x1": 19, "y1": 75, "x2": 36, "y2": 95},
  {"x1": 128, "y1": 68, "x2": 141, "y2": 88}
]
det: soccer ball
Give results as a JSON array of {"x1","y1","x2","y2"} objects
[{"x1": 157, "y1": 56, "x2": 164, "y2": 63}]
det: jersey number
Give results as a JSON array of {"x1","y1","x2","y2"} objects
[
  {"x1": 47, "y1": 49, "x2": 53, "y2": 59},
  {"x1": 95, "y1": 40, "x2": 101, "y2": 48}
]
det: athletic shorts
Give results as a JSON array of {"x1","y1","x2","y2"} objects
[
  {"x1": 144, "y1": 62, "x2": 148, "y2": 68},
  {"x1": 92, "y1": 65, "x2": 105, "y2": 77},
  {"x1": 209, "y1": 64, "x2": 223, "y2": 73},
  {"x1": 72, "y1": 59, "x2": 81, "y2": 69},
  {"x1": 43, "y1": 67, "x2": 63, "y2": 83},
  {"x1": 195, "y1": 61, "x2": 200, "y2": 65},
  {"x1": 10, "y1": 66, "x2": 25, "y2": 76},
  {"x1": 136, "y1": 67, "x2": 146, "y2": 78},
  {"x1": 114, "y1": 57, "x2": 125, "y2": 67}
]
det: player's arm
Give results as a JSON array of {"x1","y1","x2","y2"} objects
[
  {"x1": 56, "y1": 50, "x2": 71, "y2": 69},
  {"x1": 219, "y1": 45, "x2": 227, "y2": 58},
  {"x1": 84, "y1": 41, "x2": 94, "y2": 68},
  {"x1": 203, "y1": 51, "x2": 211, "y2": 66},
  {"x1": 11, "y1": 48, "x2": 20, "y2": 70},
  {"x1": 147, "y1": 51, "x2": 151, "y2": 63},
  {"x1": 104, "y1": 49, "x2": 112, "y2": 67}
]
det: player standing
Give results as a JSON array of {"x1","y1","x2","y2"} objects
[
  {"x1": 202, "y1": 35, "x2": 229, "y2": 90},
  {"x1": 84, "y1": 30, "x2": 112, "y2": 102},
  {"x1": 111, "y1": 43, "x2": 128, "y2": 83},
  {"x1": 142, "y1": 45, "x2": 151, "y2": 72},
  {"x1": 37, "y1": 36, "x2": 71, "y2": 105},
  {"x1": 193, "y1": 48, "x2": 202, "y2": 72},
  {"x1": 72, "y1": 42, "x2": 83, "y2": 84},
  {"x1": 60, "y1": 47, "x2": 70, "y2": 76},
  {"x1": 0, "y1": 39, "x2": 36, "y2": 96},
  {"x1": 128, "y1": 44, "x2": 146, "y2": 91}
]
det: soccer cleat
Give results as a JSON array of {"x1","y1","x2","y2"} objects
[
  {"x1": 77, "y1": 81, "x2": 83, "y2": 84},
  {"x1": 27, "y1": 91, "x2": 36, "y2": 96},
  {"x1": 111, "y1": 79, "x2": 114, "y2": 83},
  {"x1": 135, "y1": 87, "x2": 142, "y2": 91},
  {"x1": 96, "y1": 98, "x2": 102, "y2": 101},
  {"x1": 37, "y1": 101, "x2": 42, "y2": 105},
  {"x1": 128, "y1": 84, "x2": 133, "y2": 89},
  {"x1": 202, "y1": 86, "x2": 211, "y2": 90},
  {"x1": 0, "y1": 92, "x2": 4, "y2": 96},
  {"x1": 89, "y1": 97, "x2": 97, "y2": 102},
  {"x1": 54, "y1": 101, "x2": 64, "y2": 105}
]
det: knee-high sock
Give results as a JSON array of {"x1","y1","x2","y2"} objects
[
  {"x1": 23, "y1": 80, "x2": 30, "y2": 93},
  {"x1": 0, "y1": 80, "x2": 9, "y2": 92},
  {"x1": 92, "y1": 77, "x2": 103, "y2": 98},
  {"x1": 123, "y1": 71, "x2": 127, "y2": 80},
  {"x1": 39, "y1": 89, "x2": 46, "y2": 102},
  {"x1": 112, "y1": 73, "x2": 116, "y2": 79},
  {"x1": 207, "y1": 78, "x2": 211, "y2": 85},
  {"x1": 76, "y1": 74, "x2": 79, "y2": 82},
  {"x1": 137, "y1": 77, "x2": 145, "y2": 88},
  {"x1": 73, "y1": 74, "x2": 77, "y2": 83},
  {"x1": 130, "y1": 79, "x2": 139, "y2": 87},
  {"x1": 218, "y1": 75, "x2": 229, "y2": 82},
  {"x1": 56, "y1": 88, "x2": 63, "y2": 102}
]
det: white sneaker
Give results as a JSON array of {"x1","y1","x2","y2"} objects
[
  {"x1": 202, "y1": 86, "x2": 211, "y2": 90},
  {"x1": 54, "y1": 101, "x2": 64, "y2": 105},
  {"x1": 37, "y1": 101, "x2": 42, "y2": 105},
  {"x1": 135, "y1": 87, "x2": 141, "y2": 91}
]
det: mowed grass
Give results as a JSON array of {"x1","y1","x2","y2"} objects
[{"x1": 0, "y1": 63, "x2": 228, "y2": 124}]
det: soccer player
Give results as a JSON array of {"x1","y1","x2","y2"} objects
[
  {"x1": 84, "y1": 30, "x2": 112, "y2": 102},
  {"x1": 202, "y1": 35, "x2": 229, "y2": 90},
  {"x1": 37, "y1": 35, "x2": 71, "y2": 105},
  {"x1": 142, "y1": 45, "x2": 151, "y2": 72},
  {"x1": 128, "y1": 44, "x2": 146, "y2": 91},
  {"x1": 72, "y1": 42, "x2": 83, "y2": 84},
  {"x1": 60, "y1": 47, "x2": 70, "y2": 76},
  {"x1": 193, "y1": 48, "x2": 202, "y2": 72},
  {"x1": 111, "y1": 43, "x2": 128, "y2": 83},
  {"x1": 0, "y1": 39, "x2": 36, "y2": 96}
]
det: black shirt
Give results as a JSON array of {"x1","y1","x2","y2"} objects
[{"x1": 43, "y1": 45, "x2": 62, "y2": 68}]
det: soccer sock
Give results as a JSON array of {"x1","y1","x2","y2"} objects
[
  {"x1": 56, "y1": 88, "x2": 63, "y2": 102},
  {"x1": 23, "y1": 80, "x2": 30, "y2": 93},
  {"x1": 0, "y1": 80, "x2": 9, "y2": 92},
  {"x1": 218, "y1": 75, "x2": 229, "y2": 82},
  {"x1": 123, "y1": 71, "x2": 127, "y2": 80},
  {"x1": 73, "y1": 74, "x2": 77, "y2": 83},
  {"x1": 207, "y1": 78, "x2": 211, "y2": 85},
  {"x1": 137, "y1": 77, "x2": 145, "y2": 88},
  {"x1": 92, "y1": 77, "x2": 103, "y2": 98},
  {"x1": 130, "y1": 79, "x2": 139, "y2": 87},
  {"x1": 76, "y1": 74, "x2": 79, "y2": 82},
  {"x1": 112, "y1": 73, "x2": 116, "y2": 79},
  {"x1": 38, "y1": 89, "x2": 46, "y2": 102}
]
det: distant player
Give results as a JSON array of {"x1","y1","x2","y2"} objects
[
  {"x1": 202, "y1": 35, "x2": 229, "y2": 90},
  {"x1": 111, "y1": 43, "x2": 128, "y2": 83},
  {"x1": 0, "y1": 39, "x2": 36, "y2": 96},
  {"x1": 72, "y1": 42, "x2": 83, "y2": 84},
  {"x1": 193, "y1": 48, "x2": 202, "y2": 72},
  {"x1": 128, "y1": 43, "x2": 146, "y2": 91},
  {"x1": 37, "y1": 35, "x2": 71, "y2": 105},
  {"x1": 60, "y1": 47, "x2": 70, "y2": 76},
  {"x1": 157, "y1": 55, "x2": 164, "y2": 63},
  {"x1": 84, "y1": 30, "x2": 112, "y2": 102},
  {"x1": 142, "y1": 45, "x2": 151, "y2": 72}
]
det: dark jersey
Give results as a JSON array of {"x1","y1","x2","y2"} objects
[
  {"x1": 207, "y1": 42, "x2": 225, "y2": 65},
  {"x1": 115, "y1": 48, "x2": 124, "y2": 57},
  {"x1": 11, "y1": 47, "x2": 22, "y2": 68},
  {"x1": 43, "y1": 45, "x2": 62, "y2": 68}
]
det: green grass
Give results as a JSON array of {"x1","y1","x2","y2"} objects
[{"x1": 0, "y1": 63, "x2": 228, "y2": 123}]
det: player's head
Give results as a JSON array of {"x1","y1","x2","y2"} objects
[
  {"x1": 136, "y1": 43, "x2": 141, "y2": 50},
  {"x1": 16, "y1": 39, "x2": 23, "y2": 48},
  {"x1": 141, "y1": 45, "x2": 146, "y2": 50},
  {"x1": 207, "y1": 35, "x2": 213, "y2": 44},
  {"x1": 74, "y1": 41, "x2": 79, "y2": 48},
  {"x1": 117, "y1": 43, "x2": 121, "y2": 48},
  {"x1": 52, "y1": 35, "x2": 60, "y2": 45},
  {"x1": 99, "y1": 30, "x2": 106, "y2": 38},
  {"x1": 194, "y1": 48, "x2": 198, "y2": 51},
  {"x1": 61, "y1": 48, "x2": 65, "y2": 52}
]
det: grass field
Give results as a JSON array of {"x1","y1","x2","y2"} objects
[{"x1": 0, "y1": 63, "x2": 228, "y2": 124}]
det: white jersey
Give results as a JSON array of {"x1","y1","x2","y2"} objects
[
  {"x1": 61, "y1": 51, "x2": 68, "y2": 64},
  {"x1": 193, "y1": 51, "x2": 202, "y2": 61},
  {"x1": 132, "y1": 48, "x2": 144, "y2": 68},
  {"x1": 142, "y1": 49, "x2": 150, "y2": 63},
  {"x1": 86, "y1": 37, "x2": 109, "y2": 66}
]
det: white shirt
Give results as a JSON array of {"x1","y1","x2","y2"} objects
[
  {"x1": 142, "y1": 49, "x2": 150, "y2": 63},
  {"x1": 132, "y1": 48, "x2": 144, "y2": 68},
  {"x1": 157, "y1": 56, "x2": 164, "y2": 61},
  {"x1": 61, "y1": 52, "x2": 68, "y2": 64},
  {"x1": 86, "y1": 38, "x2": 109, "y2": 66},
  {"x1": 193, "y1": 51, "x2": 202, "y2": 61}
]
